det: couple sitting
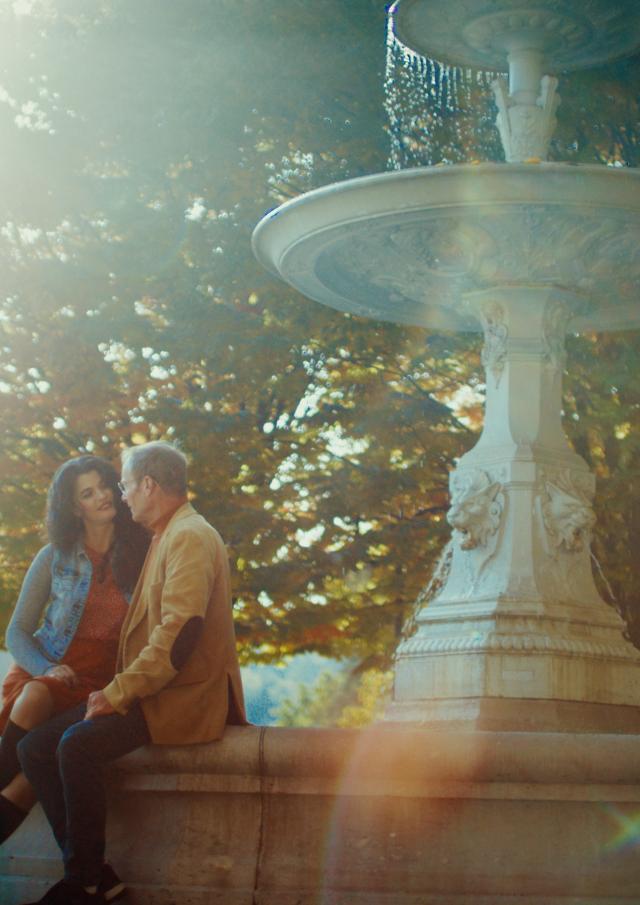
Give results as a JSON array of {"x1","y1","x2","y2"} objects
[{"x1": 0, "y1": 440, "x2": 246, "y2": 905}]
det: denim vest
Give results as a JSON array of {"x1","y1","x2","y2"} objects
[
  {"x1": 7, "y1": 542, "x2": 98, "y2": 676},
  {"x1": 33, "y1": 543, "x2": 93, "y2": 661}
]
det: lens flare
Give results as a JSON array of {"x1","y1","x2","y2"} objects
[{"x1": 601, "y1": 802, "x2": 640, "y2": 853}]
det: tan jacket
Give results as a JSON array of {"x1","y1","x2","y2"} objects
[{"x1": 103, "y1": 502, "x2": 246, "y2": 744}]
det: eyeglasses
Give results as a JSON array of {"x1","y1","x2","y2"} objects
[{"x1": 118, "y1": 475, "x2": 156, "y2": 495}]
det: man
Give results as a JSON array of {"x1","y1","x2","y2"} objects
[{"x1": 19, "y1": 441, "x2": 246, "y2": 905}]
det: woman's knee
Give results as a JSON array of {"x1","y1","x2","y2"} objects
[{"x1": 11, "y1": 681, "x2": 54, "y2": 729}]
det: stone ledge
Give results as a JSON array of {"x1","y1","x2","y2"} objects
[
  {"x1": 2, "y1": 725, "x2": 640, "y2": 904},
  {"x1": 116, "y1": 723, "x2": 640, "y2": 786}
]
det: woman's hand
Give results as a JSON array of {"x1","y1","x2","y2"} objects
[{"x1": 45, "y1": 664, "x2": 79, "y2": 688}]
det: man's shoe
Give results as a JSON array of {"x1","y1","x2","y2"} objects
[
  {"x1": 21, "y1": 878, "x2": 106, "y2": 905},
  {"x1": 99, "y1": 864, "x2": 126, "y2": 902}
]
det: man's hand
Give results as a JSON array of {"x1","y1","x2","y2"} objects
[
  {"x1": 84, "y1": 690, "x2": 116, "y2": 720},
  {"x1": 45, "y1": 664, "x2": 79, "y2": 688}
]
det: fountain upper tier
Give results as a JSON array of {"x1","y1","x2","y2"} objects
[
  {"x1": 392, "y1": 1, "x2": 640, "y2": 162},
  {"x1": 392, "y1": 0, "x2": 640, "y2": 72},
  {"x1": 252, "y1": 163, "x2": 640, "y2": 333}
]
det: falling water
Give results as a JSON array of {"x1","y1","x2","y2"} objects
[{"x1": 384, "y1": 3, "x2": 505, "y2": 169}]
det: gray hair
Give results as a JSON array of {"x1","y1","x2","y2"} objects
[{"x1": 121, "y1": 440, "x2": 188, "y2": 496}]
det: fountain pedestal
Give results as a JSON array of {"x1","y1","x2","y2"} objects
[{"x1": 389, "y1": 285, "x2": 640, "y2": 731}]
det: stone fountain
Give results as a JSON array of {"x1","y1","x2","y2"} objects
[
  {"x1": 6, "y1": 5, "x2": 640, "y2": 904},
  {"x1": 253, "y1": 0, "x2": 640, "y2": 735}
]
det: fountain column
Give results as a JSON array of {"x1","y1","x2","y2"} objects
[{"x1": 493, "y1": 45, "x2": 559, "y2": 162}]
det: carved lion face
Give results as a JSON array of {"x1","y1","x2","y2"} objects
[
  {"x1": 544, "y1": 482, "x2": 596, "y2": 552},
  {"x1": 447, "y1": 479, "x2": 502, "y2": 550}
]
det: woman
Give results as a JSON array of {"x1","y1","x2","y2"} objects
[{"x1": 0, "y1": 455, "x2": 149, "y2": 844}]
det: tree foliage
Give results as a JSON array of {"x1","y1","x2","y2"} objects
[
  {"x1": 275, "y1": 668, "x2": 393, "y2": 728},
  {"x1": 1, "y1": 0, "x2": 640, "y2": 676}
]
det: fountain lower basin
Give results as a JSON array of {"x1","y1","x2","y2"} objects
[{"x1": 252, "y1": 162, "x2": 640, "y2": 333}]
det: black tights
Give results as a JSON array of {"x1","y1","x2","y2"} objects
[
  {"x1": 0, "y1": 720, "x2": 31, "y2": 841},
  {"x1": 0, "y1": 720, "x2": 28, "y2": 790}
]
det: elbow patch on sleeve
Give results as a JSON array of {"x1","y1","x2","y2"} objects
[{"x1": 170, "y1": 616, "x2": 204, "y2": 670}]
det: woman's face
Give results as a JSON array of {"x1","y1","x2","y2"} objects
[{"x1": 73, "y1": 470, "x2": 117, "y2": 527}]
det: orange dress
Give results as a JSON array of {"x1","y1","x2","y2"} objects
[{"x1": 0, "y1": 547, "x2": 129, "y2": 732}]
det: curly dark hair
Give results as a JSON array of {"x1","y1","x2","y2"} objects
[{"x1": 46, "y1": 455, "x2": 150, "y2": 594}]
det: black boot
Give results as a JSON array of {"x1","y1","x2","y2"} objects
[
  {"x1": 0, "y1": 792, "x2": 28, "y2": 843},
  {"x1": 0, "y1": 720, "x2": 28, "y2": 789}
]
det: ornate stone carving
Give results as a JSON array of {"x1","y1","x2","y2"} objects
[
  {"x1": 447, "y1": 469, "x2": 504, "y2": 550},
  {"x1": 492, "y1": 75, "x2": 560, "y2": 162},
  {"x1": 321, "y1": 201, "x2": 640, "y2": 332},
  {"x1": 539, "y1": 472, "x2": 596, "y2": 555},
  {"x1": 399, "y1": 630, "x2": 635, "y2": 661},
  {"x1": 388, "y1": 220, "x2": 494, "y2": 277},
  {"x1": 542, "y1": 298, "x2": 572, "y2": 370},
  {"x1": 478, "y1": 301, "x2": 508, "y2": 386}
]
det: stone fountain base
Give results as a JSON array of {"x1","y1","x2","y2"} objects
[
  {"x1": 2, "y1": 725, "x2": 640, "y2": 904},
  {"x1": 388, "y1": 696, "x2": 640, "y2": 736}
]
